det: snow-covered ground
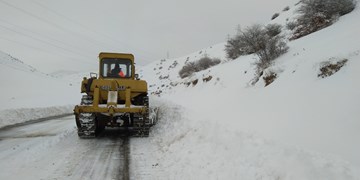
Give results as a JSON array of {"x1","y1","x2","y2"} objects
[
  {"x1": 0, "y1": 0, "x2": 359, "y2": 179},
  {"x1": 0, "y1": 50, "x2": 88, "y2": 127},
  {"x1": 131, "y1": 99, "x2": 359, "y2": 179},
  {"x1": 133, "y1": 1, "x2": 360, "y2": 179},
  {"x1": 0, "y1": 106, "x2": 73, "y2": 128},
  {"x1": 0, "y1": 116, "x2": 128, "y2": 180},
  {"x1": 0, "y1": 51, "x2": 75, "y2": 108}
]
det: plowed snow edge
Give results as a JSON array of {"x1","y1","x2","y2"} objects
[{"x1": 0, "y1": 105, "x2": 74, "y2": 129}]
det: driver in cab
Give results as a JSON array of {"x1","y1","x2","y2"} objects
[{"x1": 111, "y1": 64, "x2": 125, "y2": 77}]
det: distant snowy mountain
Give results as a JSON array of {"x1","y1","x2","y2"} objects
[
  {"x1": 0, "y1": 50, "x2": 50, "y2": 77},
  {"x1": 0, "y1": 50, "x2": 80, "y2": 110}
]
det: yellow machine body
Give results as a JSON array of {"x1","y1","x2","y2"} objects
[{"x1": 73, "y1": 52, "x2": 152, "y2": 137}]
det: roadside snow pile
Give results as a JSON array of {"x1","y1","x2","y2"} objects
[{"x1": 0, "y1": 105, "x2": 73, "y2": 128}]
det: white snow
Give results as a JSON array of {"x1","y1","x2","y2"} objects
[
  {"x1": 132, "y1": 1, "x2": 360, "y2": 179},
  {"x1": 0, "y1": 106, "x2": 73, "y2": 128},
  {"x1": 0, "y1": 50, "x2": 84, "y2": 127},
  {"x1": 0, "y1": 116, "x2": 125, "y2": 180},
  {"x1": 0, "y1": 0, "x2": 359, "y2": 179}
]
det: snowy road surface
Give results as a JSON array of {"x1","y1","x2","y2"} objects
[
  {"x1": 0, "y1": 104, "x2": 359, "y2": 180},
  {"x1": 0, "y1": 116, "x2": 129, "y2": 180}
]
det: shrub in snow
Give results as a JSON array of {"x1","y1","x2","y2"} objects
[
  {"x1": 283, "y1": 6, "x2": 290, "y2": 11},
  {"x1": 291, "y1": 0, "x2": 356, "y2": 40},
  {"x1": 196, "y1": 56, "x2": 221, "y2": 70},
  {"x1": 226, "y1": 24, "x2": 288, "y2": 86},
  {"x1": 202, "y1": 76, "x2": 213, "y2": 82},
  {"x1": 271, "y1": 13, "x2": 280, "y2": 20},
  {"x1": 286, "y1": 21, "x2": 297, "y2": 30},
  {"x1": 225, "y1": 24, "x2": 263, "y2": 60},
  {"x1": 263, "y1": 71, "x2": 277, "y2": 86},
  {"x1": 265, "y1": 24, "x2": 282, "y2": 37},
  {"x1": 192, "y1": 79, "x2": 198, "y2": 86},
  {"x1": 318, "y1": 59, "x2": 348, "y2": 78},
  {"x1": 179, "y1": 56, "x2": 221, "y2": 79},
  {"x1": 225, "y1": 36, "x2": 245, "y2": 59},
  {"x1": 226, "y1": 24, "x2": 288, "y2": 74},
  {"x1": 159, "y1": 75, "x2": 169, "y2": 80},
  {"x1": 256, "y1": 33, "x2": 288, "y2": 66},
  {"x1": 168, "y1": 60, "x2": 178, "y2": 70},
  {"x1": 299, "y1": 0, "x2": 356, "y2": 18},
  {"x1": 179, "y1": 62, "x2": 197, "y2": 79}
]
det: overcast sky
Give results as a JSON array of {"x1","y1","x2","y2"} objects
[{"x1": 0, "y1": 0, "x2": 298, "y2": 73}]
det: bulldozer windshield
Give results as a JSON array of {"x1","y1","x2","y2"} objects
[{"x1": 101, "y1": 58, "x2": 132, "y2": 78}]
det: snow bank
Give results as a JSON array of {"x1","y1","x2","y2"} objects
[{"x1": 0, "y1": 105, "x2": 73, "y2": 128}]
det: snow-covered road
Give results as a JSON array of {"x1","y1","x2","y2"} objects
[
  {"x1": 1, "y1": 102, "x2": 358, "y2": 180},
  {"x1": 0, "y1": 116, "x2": 129, "y2": 180}
]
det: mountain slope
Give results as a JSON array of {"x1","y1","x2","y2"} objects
[
  {"x1": 0, "y1": 50, "x2": 81, "y2": 110},
  {"x1": 0, "y1": 51, "x2": 84, "y2": 127},
  {"x1": 135, "y1": 1, "x2": 360, "y2": 179}
]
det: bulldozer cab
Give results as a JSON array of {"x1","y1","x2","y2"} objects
[{"x1": 99, "y1": 53, "x2": 135, "y2": 79}]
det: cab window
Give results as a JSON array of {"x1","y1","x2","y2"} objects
[{"x1": 101, "y1": 58, "x2": 132, "y2": 78}]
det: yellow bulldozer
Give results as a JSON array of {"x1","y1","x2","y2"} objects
[{"x1": 74, "y1": 52, "x2": 157, "y2": 138}]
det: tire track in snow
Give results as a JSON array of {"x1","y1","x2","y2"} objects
[
  {"x1": 0, "y1": 116, "x2": 133, "y2": 180},
  {"x1": 119, "y1": 136, "x2": 130, "y2": 180}
]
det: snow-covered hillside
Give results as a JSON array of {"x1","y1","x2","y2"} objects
[
  {"x1": 135, "y1": 1, "x2": 360, "y2": 179},
  {"x1": 0, "y1": 51, "x2": 84, "y2": 128},
  {"x1": 0, "y1": 50, "x2": 82, "y2": 110}
]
